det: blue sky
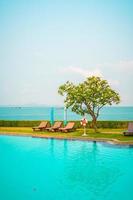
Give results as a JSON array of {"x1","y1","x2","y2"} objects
[{"x1": 0, "y1": 0, "x2": 133, "y2": 106}]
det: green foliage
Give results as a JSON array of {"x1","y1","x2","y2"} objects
[{"x1": 58, "y1": 76, "x2": 120, "y2": 131}]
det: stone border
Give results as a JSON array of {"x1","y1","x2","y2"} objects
[{"x1": 0, "y1": 132, "x2": 133, "y2": 146}]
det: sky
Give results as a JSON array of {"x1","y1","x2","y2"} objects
[{"x1": 0, "y1": 0, "x2": 133, "y2": 106}]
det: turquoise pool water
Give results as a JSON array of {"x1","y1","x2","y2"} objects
[{"x1": 0, "y1": 136, "x2": 133, "y2": 200}]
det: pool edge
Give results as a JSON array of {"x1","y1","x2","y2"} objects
[{"x1": 0, "y1": 132, "x2": 133, "y2": 146}]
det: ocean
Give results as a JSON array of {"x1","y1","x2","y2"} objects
[{"x1": 0, "y1": 106, "x2": 133, "y2": 121}]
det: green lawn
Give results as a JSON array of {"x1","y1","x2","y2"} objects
[{"x1": 0, "y1": 127, "x2": 133, "y2": 143}]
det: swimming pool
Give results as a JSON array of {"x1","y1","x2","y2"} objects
[{"x1": 0, "y1": 136, "x2": 133, "y2": 200}]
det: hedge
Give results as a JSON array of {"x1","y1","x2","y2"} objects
[
  {"x1": 0, "y1": 120, "x2": 131, "y2": 129},
  {"x1": 0, "y1": 120, "x2": 41, "y2": 127},
  {"x1": 73, "y1": 121, "x2": 130, "y2": 129}
]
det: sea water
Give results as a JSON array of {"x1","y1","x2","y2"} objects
[
  {"x1": 0, "y1": 106, "x2": 133, "y2": 120},
  {"x1": 0, "y1": 136, "x2": 133, "y2": 200}
]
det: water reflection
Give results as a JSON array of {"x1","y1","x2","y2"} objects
[
  {"x1": 50, "y1": 138, "x2": 54, "y2": 152},
  {"x1": 63, "y1": 139, "x2": 68, "y2": 158},
  {"x1": 49, "y1": 139, "x2": 68, "y2": 158},
  {"x1": 63, "y1": 141, "x2": 122, "y2": 198}
]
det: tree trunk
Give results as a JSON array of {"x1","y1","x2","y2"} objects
[{"x1": 92, "y1": 116, "x2": 98, "y2": 132}]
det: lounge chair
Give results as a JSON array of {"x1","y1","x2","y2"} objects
[
  {"x1": 32, "y1": 121, "x2": 50, "y2": 131},
  {"x1": 46, "y1": 121, "x2": 63, "y2": 132},
  {"x1": 123, "y1": 122, "x2": 133, "y2": 136},
  {"x1": 59, "y1": 122, "x2": 76, "y2": 132}
]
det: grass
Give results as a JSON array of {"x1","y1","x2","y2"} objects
[{"x1": 0, "y1": 127, "x2": 133, "y2": 143}]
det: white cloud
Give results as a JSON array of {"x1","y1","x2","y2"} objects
[
  {"x1": 118, "y1": 60, "x2": 133, "y2": 70},
  {"x1": 61, "y1": 65, "x2": 120, "y2": 90},
  {"x1": 97, "y1": 60, "x2": 133, "y2": 71},
  {"x1": 108, "y1": 79, "x2": 120, "y2": 88},
  {"x1": 62, "y1": 66, "x2": 103, "y2": 77}
]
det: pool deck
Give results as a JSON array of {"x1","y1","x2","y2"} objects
[{"x1": 0, "y1": 131, "x2": 133, "y2": 146}]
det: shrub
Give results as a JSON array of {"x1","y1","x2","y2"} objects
[{"x1": 0, "y1": 120, "x2": 131, "y2": 129}]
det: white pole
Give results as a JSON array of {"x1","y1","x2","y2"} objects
[
  {"x1": 82, "y1": 126, "x2": 87, "y2": 136},
  {"x1": 64, "y1": 106, "x2": 67, "y2": 125}
]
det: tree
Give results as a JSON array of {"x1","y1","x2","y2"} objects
[{"x1": 58, "y1": 76, "x2": 120, "y2": 132}]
